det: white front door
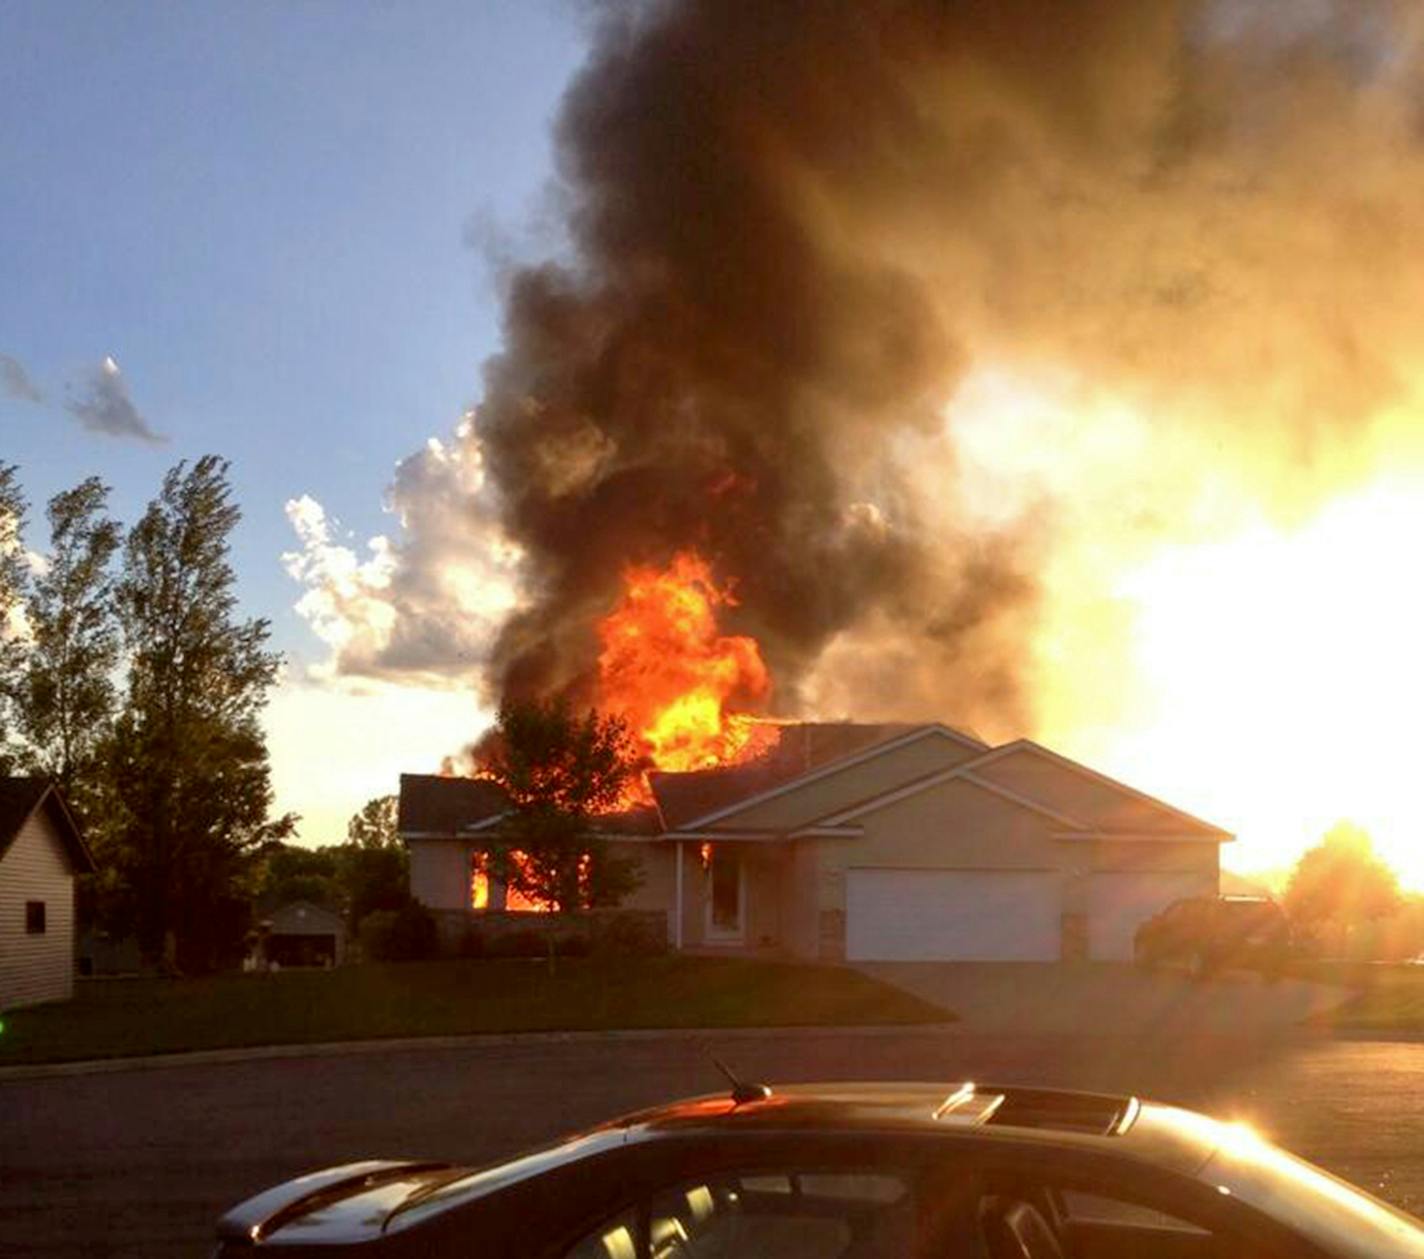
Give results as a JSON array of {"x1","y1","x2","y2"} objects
[
  {"x1": 845, "y1": 869, "x2": 1062, "y2": 961},
  {"x1": 704, "y1": 846, "x2": 745, "y2": 943}
]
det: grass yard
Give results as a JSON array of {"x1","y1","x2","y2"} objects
[
  {"x1": 1295, "y1": 960, "x2": 1424, "y2": 1030},
  {"x1": 0, "y1": 955, "x2": 952, "y2": 1066}
]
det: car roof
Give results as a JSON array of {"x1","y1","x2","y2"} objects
[
  {"x1": 606, "y1": 1081, "x2": 1219, "y2": 1176},
  {"x1": 226, "y1": 1082, "x2": 1228, "y2": 1246}
]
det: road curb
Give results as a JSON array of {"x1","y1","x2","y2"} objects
[{"x1": 0, "y1": 1022, "x2": 966, "y2": 1082}]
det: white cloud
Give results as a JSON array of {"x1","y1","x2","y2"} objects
[{"x1": 283, "y1": 415, "x2": 524, "y2": 688}]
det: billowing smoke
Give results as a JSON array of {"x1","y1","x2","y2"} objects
[{"x1": 291, "y1": 0, "x2": 1424, "y2": 735}]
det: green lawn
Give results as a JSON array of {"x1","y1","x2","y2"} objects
[
  {"x1": 0, "y1": 956, "x2": 952, "y2": 1066},
  {"x1": 1296, "y1": 961, "x2": 1424, "y2": 1030}
]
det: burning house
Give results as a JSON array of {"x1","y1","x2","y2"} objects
[{"x1": 399, "y1": 719, "x2": 1229, "y2": 963}]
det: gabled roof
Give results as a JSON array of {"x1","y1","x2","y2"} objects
[
  {"x1": 397, "y1": 773, "x2": 663, "y2": 839},
  {"x1": 398, "y1": 773, "x2": 510, "y2": 836},
  {"x1": 0, "y1": 777, "x2": 95, "y2": 874},
  {"x1": 966, "y1": 740, "x2": 1233, "y2": 839},
  {"x1": 653, "y1": 722, "x2": 985, "y2": 832}
]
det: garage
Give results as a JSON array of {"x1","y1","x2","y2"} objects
[
  {"x1": 1088, "y1": 871, "x2": 1212, "y2": 961},
  {"x1": 845, "y1": 869, "x2": 1062, "y2": 962}
]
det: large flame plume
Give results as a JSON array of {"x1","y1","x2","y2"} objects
[{"x1": 597, "y1": 551, "x2": 777, "y2": 775}]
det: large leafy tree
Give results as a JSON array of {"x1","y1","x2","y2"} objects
[
  {"x1": 15, "y1": 477, "x2": 122, "y2": 814},
  {"x1": 341, "y1": 794, "x2": 409, "y2": 926},
  {"x1": 478, "y1": 697, "x2": 641, "y2": 911},
  {"x1": 0, "y1": 464, "x2": 29, "y2": 770},
  {"x1": 1284, "y1": 822, "x2": 1402, "y2": 948},
  {"x1": 108, "y1": 455, "x2": 295, "y2": 971}
]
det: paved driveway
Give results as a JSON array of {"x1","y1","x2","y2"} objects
[
  {"x1": 858, "y1": 962, "x2": 1350, "y2": 1034},
  {"x1": 5, "y1": 1021, "x2": 1424, "y2": 1258}
]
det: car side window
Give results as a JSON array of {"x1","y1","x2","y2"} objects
[
  {"x1": 563, "y1": 1169, "x2": 913, "y2": 1259},
  {"x1": 565, "y1": 1209, "x2": 639, "y2": 1259}
]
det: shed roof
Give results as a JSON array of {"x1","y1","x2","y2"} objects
[{"x1": 0, "y1": 777, "x2": 95, "y2": 873}]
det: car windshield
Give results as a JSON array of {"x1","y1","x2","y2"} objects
[{"x1": 1203, "y1": 1129, "x2": 1424, "y2": 1258}]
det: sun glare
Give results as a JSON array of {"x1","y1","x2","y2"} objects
[{"x1": 947, "y1": 368, "x2": 1424, "y2": 888}]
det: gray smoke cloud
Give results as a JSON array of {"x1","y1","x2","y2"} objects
[
  {"x1": 0, "y1": 354, "x2": 43, "y2": 403},
  {"x1": 65, "y1": 357, "x2": 165, "y2": 444},
  {"x1": 292, "y1": 0, "x2": 1424, "y2": 734}
]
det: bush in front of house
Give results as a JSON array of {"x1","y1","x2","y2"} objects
[
  {"x1": 358, "y1": 902, "x2": 437, "y2": 962},
  {"x1": 595, "y1": 911, "x2": 667, "y2": 957}
]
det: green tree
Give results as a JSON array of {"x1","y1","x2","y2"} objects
[
  {"x1": 347, "y1": 794, "x2": 399, "y2": 848},
  {"x1": 0, "y1": 464, "x2": 30, "y2": 770},
  {"x1": 108, "y1": 455, "x2": 295, "y2": 971},
  {"x1": 1284, "y1": 822, "x2": 1402, "y2": 951},
  {"x1": 478, "y1": 697, "x2": 641, "y2": 911},
  {"x1": 15, "y1": 477, "x2": 122, "y2": 814},
  {"x1": 341, "y1": 794, "x2": 409, "y2": 927}
]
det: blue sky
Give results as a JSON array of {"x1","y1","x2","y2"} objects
[
  {"x1": 1, "y1": 3, "x2": 588, "y2": 838},
  {"x1": 1, "y1": 0, "x2": 584, "y2": 663}
]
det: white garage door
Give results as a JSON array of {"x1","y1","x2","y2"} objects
[
  {"x1": 846, "y1": 869, "x2": 1062, "y2": 962},
  {"x1": 1089, "y1": 872, "x2": 1213, "y2": 961}
]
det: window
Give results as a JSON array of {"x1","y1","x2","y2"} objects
[
  {"x1": 566, "y1": 1210, "x2": 638, "y2": 1259},
  {"x1": 25, "y1": 901, "x2": 46, "y2": 934}
]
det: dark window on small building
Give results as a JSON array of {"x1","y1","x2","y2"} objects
[{"x1": 25, "y1": 900, "x2": 46, "y2": 934}]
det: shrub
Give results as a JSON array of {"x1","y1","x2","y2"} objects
[
  {"x1": 486, "y1": 927, "x2": 549, "y2": 959},
  {"x1": 596, "y1": 912, "x2": 667, "y2": 957},
  {"x1": 358, "y1": 902, "x2": 437, "y2": 962}
]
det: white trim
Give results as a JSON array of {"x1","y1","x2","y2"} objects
[
  {"x1": 675, "y1": 840, "x2": 684, "y2": 950},
  {"x1": 703, "y1": 845, "x2": 746, "y2": 944},
  {"x1": 1054, "y1": 832, "x2": 1235, "y2": 843},
  {"x1": 670, "y1": 723, "x2": 987, "y2": 832},
  {"x1": 661, "y1": 825, "x2": 863, "y2": 841},
  {"x1": 963, "y1": 740, "x2": 1231, "y2": 837},
  {"x1": 816, "y1": 765, "x2": 1087, "y2": 829}
]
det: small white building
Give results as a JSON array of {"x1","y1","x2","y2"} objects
[{"x1": 0, "y1": 778, "x2": 94, "y2": 1009}]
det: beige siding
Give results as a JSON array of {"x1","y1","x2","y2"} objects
[
  {"x1": 613, "y1": 841, "x2": 676, "y2": 943},
  {"x1": 718, "y1": 732, "x2": 982, "y2": 831},
  {"x1": 0, "y1": 809, "x2": 76, "y2": 1009},
  {"x1": 975, "y1": 749, "x2": 1207, "y2": 833},
  {"x1": 810, "y1": 778, "x2": 1067, "y2": 962},
  {"x1": 1092, "y1": 841, "x2": 1220, "y2": 879},
  {"x1": 784, "y1": 841, "x2": 820, "y2": 960},
  {"x1": 407, "y1": 839, "x2": 471, "y2": 910}
]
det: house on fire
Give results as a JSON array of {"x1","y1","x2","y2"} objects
[{"x1": 397, "y1": 723, "x2": 1230, "y2": 963}]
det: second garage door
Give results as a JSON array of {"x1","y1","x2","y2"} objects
[
  {"x1": 845, "y1": 869, "x2": 1062, "y2": 962},
  {"x1": 1088, "y1": 871, "x2": 1214, "y2": 961}
]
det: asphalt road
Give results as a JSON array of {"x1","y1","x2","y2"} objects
[{"x1": 5, "y1": 1025, "x2": 1424, "y2": 1258}]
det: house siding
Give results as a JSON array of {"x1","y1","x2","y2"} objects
[
  {"x1": 0, "y1": 808, "x2": 76, "y2": 1009},
  {"x1": 807, "y1": 778, "x2": 1067, "y2": 962},
  {"x1": 718, "y1": 733, "x2": 982, "y2": 832},
  {"x1": 975, "y1": 750, "x2": 1203, "y2": 834},
  {"x1": 408, "y1": 839, "x2": 472, "y2": 910}
]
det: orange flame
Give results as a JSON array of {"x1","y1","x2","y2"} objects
[{"x1": 598, "y1": 551, "x2": 777, "y2": 778}]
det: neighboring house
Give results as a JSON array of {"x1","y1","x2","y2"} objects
[
  {"x1": 255, "y1": 899, "x2": 346, "y2": 968},
  {"x1": 0, "y1": 778, "x2": 94, "y2": 1008},
  {"x1": 398, "y1": 723, "x2": 1230, "y2": 963}
]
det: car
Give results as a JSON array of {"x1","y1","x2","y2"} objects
[
  {"x1": 213, "y1": 1077, "x2": 1424, "y2": 1257},
  {"x1": 1134, "y1": 894, "x2": 1295, "y2": 978}
]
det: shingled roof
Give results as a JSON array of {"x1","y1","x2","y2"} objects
[
  {"x1": 397, "y1": 774, "x2": 663, "y2": 838},
  {"x1": 0, "y1": 777, "x2": 95, "y2": 873},
  {"x1": 650, "y1": 722, "x2": 919, "y2": 830},
  {"x1": 397, "y1": 773, "x2": 511, "y2": 835}
]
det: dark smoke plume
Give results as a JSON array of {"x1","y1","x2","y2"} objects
[{"x1": 293, "y1": 0, "x2": 1424, "y2": 733}]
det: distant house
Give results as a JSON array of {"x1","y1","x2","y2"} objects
[
  {"x1": 398, "y1": 723, "x2": 1230, "y2": 964},
  {"x1": 0, "y1": 778, "x2": 94, "y2": 1009},
  {"x1": 257, "y1": 899, "x2": 346, "y2": 968}
]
